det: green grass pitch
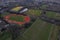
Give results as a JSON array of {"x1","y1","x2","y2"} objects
[{"x1": 10, "y1": 15, "x2": 24, "y2": 22}]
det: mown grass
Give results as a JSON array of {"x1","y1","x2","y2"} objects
[
  {"x1": 10, "y1": 15, "x2": 24, "y2": 22},
  {"x1": 46, "y1": 11, "x2": 59, "y2": 40},
  {"x1": 46, "y1": 11, "x2": 60, "y2": 20},
  {"x1": 46, "y1": 11, "x2": 56, "y2": 18},
  {"x1": 26, "y1": 9, "x2": 42, "y2": 16},
  {"x1": 18, "y1": 18, "x2": 53, "y2": 40}
]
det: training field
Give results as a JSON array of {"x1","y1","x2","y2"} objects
[
  {"x1": 19, "y1": 18, "x2": 58, "y2": 40},
  {"x1": 19, "y1": 18, "x2": 53, "y2": 40}
]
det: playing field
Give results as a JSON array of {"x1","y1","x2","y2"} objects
[
  {"x1": 26, "y1": 9, "x2": 42, "y2": 16},
  {"x1": 10, "y1": 15, "x2": 24, "y2": 22},
  {"x1": 18, "y1": 18, "x2": 52, "y2": 40}
]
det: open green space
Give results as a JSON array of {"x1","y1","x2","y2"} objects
[
  {"x1": 46, "y1": 11, "x2": 56, "y2": 18},
  {"x1": 10, "y1": 15, "x2": 24, "y2": 22},
  {"x1": 18, "y1": 18, "x2": 54, "y2": 40},
  {"x1": 26, "y1": 9, "x2": 42, "y2": 16},
  {"x1": 46, "y1": 11, "x2": 60, "y2": 20}
]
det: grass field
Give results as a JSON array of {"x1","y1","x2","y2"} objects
[
  {"x1": 10, "y1": 15, "x2": 24, "y2": 22},
  {"x1": 26, "y1": 9, "x2": 42, "y2": 16},
  {"x1": 18, "y1": 18, "x2": 54, "y2": 40},
  {"x1": 46, "y1": 11, "x2": 57, "y2": 18},
  {"x1": 46, "y1": 11, "x2": 60, "y2": 20}
]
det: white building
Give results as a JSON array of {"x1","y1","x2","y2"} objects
[{"x1": 20, "y1": 8, "x2": 28, "y2": 13}]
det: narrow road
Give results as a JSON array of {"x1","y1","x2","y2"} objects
[{"x1": 39, "y1": 13, "x2": 60, "y2": 26}]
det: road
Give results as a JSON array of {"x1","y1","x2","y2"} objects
[{"x1": 39, "y1": 13, "x2": 60, "y2": 26}]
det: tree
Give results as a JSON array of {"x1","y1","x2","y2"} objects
[{"x1": 8, "y1": 24, "x2": 21, "y2": 40}]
